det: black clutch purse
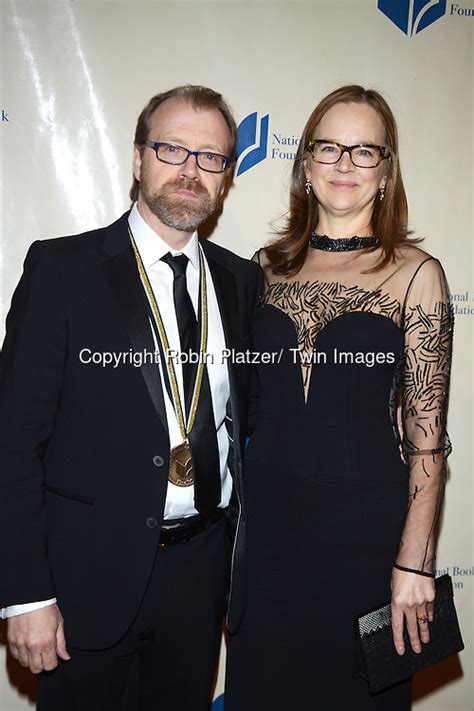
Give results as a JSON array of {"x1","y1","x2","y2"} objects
[{"x1": 355, "y1": 574, "x2": 464, "y2": 694}]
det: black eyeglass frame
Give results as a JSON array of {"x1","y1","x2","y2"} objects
[
  {"x1": 307, "y1": 139, "x2": 390, "y2": 168},
  {"x1": 142, "y1": 140, "x2": 231, "y2": 173}
]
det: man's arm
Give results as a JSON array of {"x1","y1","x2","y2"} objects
[{"x1": 0, "y1": 241, "x2": 69, "y2": 671}]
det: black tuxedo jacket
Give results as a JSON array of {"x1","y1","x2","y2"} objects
[{"x1": 0, "y1": 212, "x2": 262, "y2": 648}]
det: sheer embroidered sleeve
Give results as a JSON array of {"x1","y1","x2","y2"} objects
[{"x1": 394, "y1": 257, "x2": 454, "y2": 577}]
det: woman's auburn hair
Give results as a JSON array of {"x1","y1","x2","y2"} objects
[{"x1": 265, "y1": 85, "x2": 419, "y2": 276}]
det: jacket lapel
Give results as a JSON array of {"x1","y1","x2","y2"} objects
[
  {"x1": 102, "y1": 217, "x2": 169, "y2": 440},
  {"x1": 205, "y1": 259, "x2": 239, "y2": 352},
  {"x1": 201, "y1": 241, "x2": 242, "y2": 443}
]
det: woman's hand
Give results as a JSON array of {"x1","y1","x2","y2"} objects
[{"x1": 391, "y1": 567, "x2": 435, "y2": 655}]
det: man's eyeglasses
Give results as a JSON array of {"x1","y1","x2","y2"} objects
[
  {"x1": 308, "y1": 139, "x2": 390, "y2": 169},
  {"x1": 142, "y1": 141, "x2": 230, "y2": 173}
]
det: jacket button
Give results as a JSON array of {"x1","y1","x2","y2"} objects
[
  {"x1": 146, "y1": 517, "x2": 158, "y2": 529},
  {"x1": 152, "y1": 455, "x2": 164, "y2": 467}
]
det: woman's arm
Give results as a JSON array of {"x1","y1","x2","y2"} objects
[{"x1": 391, "y1": 257, "x2": 454, "y2": 654}]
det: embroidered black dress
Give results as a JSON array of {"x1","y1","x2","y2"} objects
[{"x1": 225, "y1": 244, "x2": 453, "y2": 710}]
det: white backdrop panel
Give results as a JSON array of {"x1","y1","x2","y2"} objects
[{"x1": 1, "y1": 1, "x2": 472, "y2": 709}]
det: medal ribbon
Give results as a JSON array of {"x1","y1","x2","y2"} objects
[{"x1": 128, "y1": 227, "x2": 208, "y2": 441}]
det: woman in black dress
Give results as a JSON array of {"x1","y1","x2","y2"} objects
[{"x1": 225, "y1": 86, "x2": 453, "y2": 710}]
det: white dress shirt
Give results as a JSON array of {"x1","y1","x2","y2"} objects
[
  {"x1": 129, "y1": 203, "x2": 232, "y2": 520},
  {"x1": 1, "y1": 204, "x2": 232, "y2": 619}
]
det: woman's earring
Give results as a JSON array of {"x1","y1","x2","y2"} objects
[
  {"x1": 305, "y1": 180, "x2": 312, "y2": 195},
  {"x1": 379, "y1": 186, "x2": 386, "y2": 201}
]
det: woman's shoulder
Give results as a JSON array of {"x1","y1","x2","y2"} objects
[
  {"x1": 395, "y1": 243, "x2": 450, "y2": 309},
  {"x1": 395, "y1": 243, "x2": 445, "y2": 275},
  {"x1": 251, "y1": 247, "x2": 271, "y2": 269},
  {"x1": 251, "y1": 247, "x2": 278, "y2": 288}
]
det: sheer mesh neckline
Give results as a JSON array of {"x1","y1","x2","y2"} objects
[{"x1": 264, "y1": 279, "x2": 401, "y2": 400}]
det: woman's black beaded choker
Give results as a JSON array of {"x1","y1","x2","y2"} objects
[{"x1": 309, "y1": 233, "x2": 380, "y2": 252}]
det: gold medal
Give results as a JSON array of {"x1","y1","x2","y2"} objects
[{"x1": 168, "y1": 442, "x2": 194, "y2": 487}]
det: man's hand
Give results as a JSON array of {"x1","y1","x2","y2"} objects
[{"x1": 7, "y1": 604, "x2": 71, "y2": 674}]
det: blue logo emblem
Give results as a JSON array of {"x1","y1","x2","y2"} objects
[
  {"x1": 236, "y1": 112, "x2": 269, "y2": 176},
  {"x1": 212, "y1": 693, "x2": 224, "y2": 710},
  {"x1": 378, "y1": 0, "x2": 446, "y2": 35}
]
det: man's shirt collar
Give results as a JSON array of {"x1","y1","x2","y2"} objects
[{"x1": 128, "y1": 202, "x2": 199, "y2": 271}]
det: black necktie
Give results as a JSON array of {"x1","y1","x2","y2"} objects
[
  {"x1": 161, "y1": 253, "x2": 196, "y2": 410},
  {"x1": 161, "y1": 252, "x2": 221, "y2": 517}
]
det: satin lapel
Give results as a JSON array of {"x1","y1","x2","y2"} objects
[
  {"x1": 203, "y1": 249, "x2": 239, "y2": 357},
  {"x1": 202, "y1": 244, "x2": 242, "y2": 440},
  {"x1": 102, "y1": 247, "x2": 169, "y2": 439}
]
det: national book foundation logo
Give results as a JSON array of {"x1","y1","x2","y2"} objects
[
  {"x1": 236, "y1": 112, "x2": 301, "y2": 176},
  {"x1": 212, "y1": 693, "x2": 224, "y2": 709},
  {"x1": 236, "y1": 112, "x2": 269, "y2": 176},
  {"x1": 378, "y1": 0, "x2": 447, "y2": 35}
]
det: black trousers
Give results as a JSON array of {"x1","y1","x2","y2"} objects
[{"x1": 38, "y1": 517, "x2": 229, "y2": 711}]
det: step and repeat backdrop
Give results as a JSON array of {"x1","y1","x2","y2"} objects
[{"x1": 1, "y1": 1, "x2": 472, "y2": 709}]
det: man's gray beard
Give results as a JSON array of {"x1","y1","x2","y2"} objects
[{"x1": 141, "y1": 180, "x2": 219, "y2": 232}]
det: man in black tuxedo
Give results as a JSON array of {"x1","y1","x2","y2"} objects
[{"x1": 0, "y1": 85, "x2": 262, "y2": 710}]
